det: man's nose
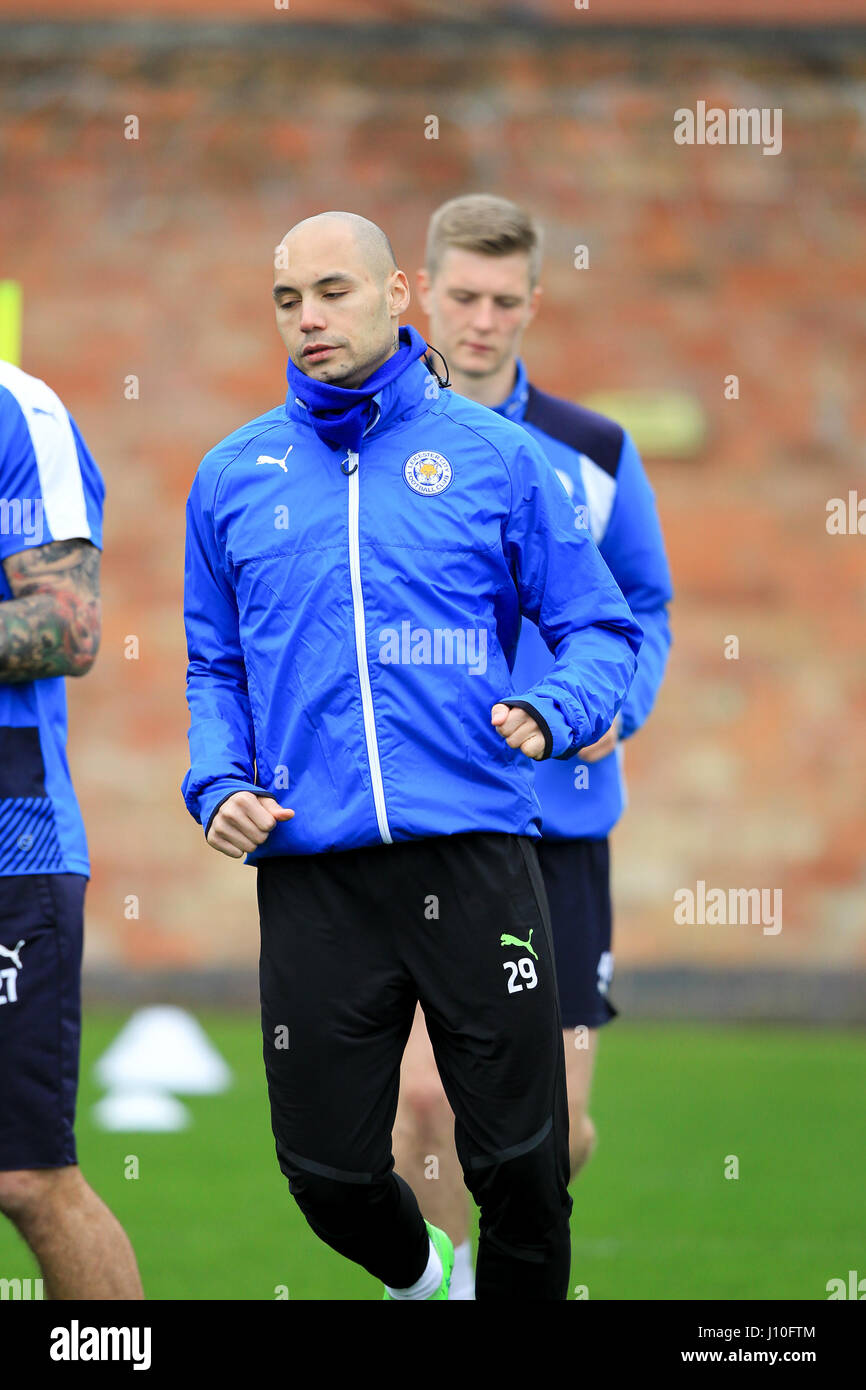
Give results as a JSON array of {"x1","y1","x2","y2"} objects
[
  {"x1": 470, "y1": 301, "x2": 496, "y2": 332},
  {"x1": 299, "y1": 299, "x2": 327, "y2": 333}
]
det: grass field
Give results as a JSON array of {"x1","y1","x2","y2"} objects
[{"x1": 1, "y1": 1013, "x2": 863, "y2": 1300}]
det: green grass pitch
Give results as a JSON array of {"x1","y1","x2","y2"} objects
[{"x1": 0, "y1": 1014, "x2": 862, "y2": 1300}]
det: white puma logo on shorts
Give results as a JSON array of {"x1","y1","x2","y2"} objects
[
  {"x1": 0, "y1": 939, "x2": 25, "y2": 1005},
  {"x1": 0, "y1": 939, "x2": 24, "y2": 970}
]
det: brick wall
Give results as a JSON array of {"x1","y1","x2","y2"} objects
[
  {"x1": 2, "y1": 1, "x2": 865, "y2": 22},
  {"x1": 1, "y1": 24, "x2": 864, "y2": 971}
]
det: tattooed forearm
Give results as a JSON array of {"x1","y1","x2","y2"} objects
[{"x1": 0, "y1": 539, "x2": 101, "y2": 683}]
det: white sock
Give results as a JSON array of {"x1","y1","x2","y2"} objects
[
  {"x1": 448, "y1": 1239, "x2": 475, "y2": 1300},
  {"x1": 385, "y1": 1237, "x2": 443, "y2": 1300}
]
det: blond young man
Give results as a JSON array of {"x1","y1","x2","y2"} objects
[{"x1": 393, "y1": 196, "x2": 673, "y2": 1298}]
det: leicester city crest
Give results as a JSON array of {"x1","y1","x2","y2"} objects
[{"x1": 403, "y1": 451, "x2": 453, "y2": 497}]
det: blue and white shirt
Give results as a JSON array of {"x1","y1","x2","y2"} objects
[
  {"x1": 494, "y1": 360, "x2": 673, "y2": 840},
  {"x1": 0, "y1": 361, "x2": 105, "y2": 876}
]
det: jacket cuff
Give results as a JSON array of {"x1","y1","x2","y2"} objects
[
  {"x1": 617, "y1": 703, "x2": 638, "y2": 740},
  {"x1": 499, "y1": 698, "x2": 555, "y2": 761},
  {"x1": 611, "y1": 706, "x2": 630, "y2": 740},
  {"x1": 200, "y1": 779, "x2": 269, "y2": 839}
]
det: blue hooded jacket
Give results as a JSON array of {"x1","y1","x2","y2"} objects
[{"x1": 181, "y1": 330, "x2": 643, "y2": 860}]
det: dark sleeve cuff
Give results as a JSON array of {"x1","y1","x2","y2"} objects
[
  {"x1": 499, "y1": 699, "x2": 553, "y2": 761},
  {"x1": 204, "y1": 787, "x2": 266, "y2": 838}
]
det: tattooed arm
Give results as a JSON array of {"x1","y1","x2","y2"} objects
[{"x1": 0, "y1": 539, "x2": 102, "y2": 684}]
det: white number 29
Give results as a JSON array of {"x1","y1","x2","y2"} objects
[{"x1": 503, "y1": 958, "x2": 538, "y2": 993}]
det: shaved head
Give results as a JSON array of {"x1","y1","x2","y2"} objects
[
  {"x1": 279, "y1": 212, "x2": 397, "y2": 285},
  {"x1": 273, "y1": 210, "x2": 409, "y2": 388}
]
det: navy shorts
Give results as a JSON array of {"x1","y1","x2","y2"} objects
[
  {"x1": 0, "y1": 873, "x2": 86, "y2": 1170},
  {"x1": 535, "y1": 837, "x2": 617, "y2": 1030}
]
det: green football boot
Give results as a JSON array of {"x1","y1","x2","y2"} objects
[{"x1": 383, "y1": 1221, "x2": 455, "y2": 1300}]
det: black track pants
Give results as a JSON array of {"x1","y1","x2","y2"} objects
[{"x1": 257, "y1": 831, "x2": 572, "y2": 1300}]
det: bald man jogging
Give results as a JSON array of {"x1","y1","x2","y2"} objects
[{"x1": 181, "y1": 211, "x2": 642, "y2": 1301}]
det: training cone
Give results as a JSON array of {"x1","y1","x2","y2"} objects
[
  {"x1": 93, "y1": 1089, "x2": 192, "y2": 1133},
  {"x1": 93, "y1": 1006, "x2": 232, "y2": 1096}
]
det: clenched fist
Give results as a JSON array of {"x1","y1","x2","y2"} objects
[
  {"x1": 206, "y1": 791, "x2": 294, "y2": 859},
  {"x1": 491, "y1": 703, "x2": 547, "y2": 761}
]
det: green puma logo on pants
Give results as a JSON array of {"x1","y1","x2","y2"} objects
[{"x1": 499, "y1": 928, "x2": 538, "y2": 961}]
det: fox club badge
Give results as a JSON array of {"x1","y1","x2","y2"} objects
[{"x1": 403, "y1": 451, "x2": 453, "y2": 496}]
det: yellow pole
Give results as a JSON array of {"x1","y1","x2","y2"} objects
[{"x1": 0, "y1": 280, "x2": 22, "y2": 366}]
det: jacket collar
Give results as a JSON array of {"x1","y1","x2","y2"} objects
[
  {"x1": 285, "y1": 327, "x2": 436, "y2": 446},
  {"x1": 490, "y1": 358, "x2": 530, "y2": 422}
]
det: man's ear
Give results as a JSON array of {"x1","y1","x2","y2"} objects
[
  {"x1": 526, "y1": 283, "x2": 543, "y2": 325},
  {"x1": 389, "y1": 269, "x2": 411, "y2": 317},
  {"x1": 415, "y1": 268, "x2": 433, "y2": 316}
]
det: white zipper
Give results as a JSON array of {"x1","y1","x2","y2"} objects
[{"x1": 346, "y1": 447, "x2": 392, "y2": 844}]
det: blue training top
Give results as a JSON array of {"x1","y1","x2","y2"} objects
[
  {"x1": 0, "y1": 361, "x2": 105, "y2": 876},
  {"x1": 493, "y1": 360, "x2": 673, "y2": 840}
]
